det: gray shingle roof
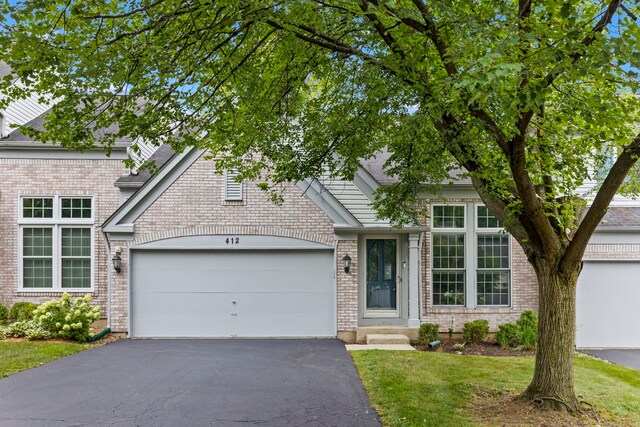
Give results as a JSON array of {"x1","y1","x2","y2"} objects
[
  {"x1": 0, "y1": 61, "x2": 16, "y2": 80},
  {"x1": 599, "y1": 207, "x2": 640, "y2": 228},
  {"x1": 115, "y1": 144, "x2": 176, "y2": 186},
  {"x1": 0, "y1": 108, "x2": 133, "y2": 146},
  {"x1": 361, "y1": 150, "x2": 471, "y2": 186}
]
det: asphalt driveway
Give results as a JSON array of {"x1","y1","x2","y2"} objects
[
  {"x1": 0, "y1": 339, "x2": 380, "y2": 427},
  {"x1": 582, "y1": 349, "x2": 640, "y2": 370}
]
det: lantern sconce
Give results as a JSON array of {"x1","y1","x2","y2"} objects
[
  {"x1": 342, "y1": 254, "x2": 352, "y2": 274},
  {"x1": 112, "y1": 247, "x2": 122, "y2": 274}
]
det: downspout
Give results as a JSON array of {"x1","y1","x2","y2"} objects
[
  {"x1": 418, "y1": 231, "x2": 424, "y2": 324},
  {"x1": 103, "y1": 232, "x2": 112, "y2": 329}
]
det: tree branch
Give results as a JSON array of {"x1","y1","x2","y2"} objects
[
  {"x1": 562, "y1": 132, "x2": 640, "y2": 272},
  {"x1": 517, "y1": 0, "x2": 622, "y2": 134}
]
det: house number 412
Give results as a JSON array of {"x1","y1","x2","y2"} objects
[{"x1": 225, "y1": 237, "x2": 240, "y2": 245}]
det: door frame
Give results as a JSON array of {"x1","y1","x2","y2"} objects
[{"x1": 362, "y1": 235, "x2": 401, "y2": 318}]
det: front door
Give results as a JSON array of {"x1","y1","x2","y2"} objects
[{"x1": 365, "y1": 238, "x2": 399, "y2": 316}]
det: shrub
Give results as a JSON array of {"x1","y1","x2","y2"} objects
[
  {"x1": 0, "y1": 303, "x2": 8, "y2": 325},
  {"x1": 462, "y1": 319, "x2": 489, "y2": 343},
  {"x1": 9, "y1": 302, "x2": 38, "y2": 322},
  {"x1": 0, "y1": 325, "x2": 7, "y2": 340},
  {"x1": 6, "y1": 320, "x2": 51, "y2": 340},
  {"x1": 496, "y1": 323, "x2": 521, "y2": 349},
  {"x1": 417, "y1": 323, "x2": 440, "y2": 344},
  {"x1": 32, "y1": 293, "x2": 101, "y2": 342},
  {"x1": 516, "y1": 310, "x2": 538, "y2": 349},
  {"x1": 452, "y1": 343, "x2": 465, "y2": 351},
  {"x1": 496, "y1": 311, "x2": 538, "y2": 350}
]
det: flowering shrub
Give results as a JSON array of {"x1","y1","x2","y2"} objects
[
  {"x1": 32, "y1": 293, "x2": 101, "y2": 342},
  {"x1": 6, "y1": 320, "x2": 51, "y2": 340}
]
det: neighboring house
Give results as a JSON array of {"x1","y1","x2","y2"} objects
[{"x1": 1, "y1": 64, "x2": 638, "y2": 348}]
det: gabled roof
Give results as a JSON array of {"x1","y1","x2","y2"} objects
[
  {"x1": 0, "y1": 108, "x2": 132, "y2": 148},
  {"x1": 0, "y1": 61, "x2": 16, "y2": 81},
  {"x1": 115, "y1": 144, "x2": 176, "y2": 188},
  {"x1": 361, "y1": 149, "x2": 472, "y2": 186},
  {"x1": 103, "y1": 146, "x2": 363, "y2": 237},
  {"x1": 600, "y1": 207, "x2": 640, "y2": 228}
]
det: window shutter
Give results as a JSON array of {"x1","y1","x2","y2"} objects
[{"x1": 225, "y1": 169, "x2": 243, "y2": 200}]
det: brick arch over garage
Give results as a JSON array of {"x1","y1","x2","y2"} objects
[{"x1": 132, "y1": 225, "x2": 334, "y2": 247}]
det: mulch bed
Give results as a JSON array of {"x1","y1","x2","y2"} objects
[{"x1": 414, "y1": 341, "x2": 535, "y2": 357}]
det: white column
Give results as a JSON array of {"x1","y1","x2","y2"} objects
[{"x1": 408, "y1": 233, "x2": 421, "y2": 327}]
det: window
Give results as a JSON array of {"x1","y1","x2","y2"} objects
[
  {"x1": 431, "y1": 204, "x2": 511, "y2": 307},
  {"x1": 224, "y1": 169, "x2": 243, "y2": 201},
  {"x1": 476, "y1": 206, "x2": 510, "y2": 306},
  {"x1": 19, "y1": 196, "x2": 93, "y2": 290},
  {"x1": 432, "y1": 205, "x2": 466, "y2": 306}
]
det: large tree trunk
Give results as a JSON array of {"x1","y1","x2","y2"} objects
[{"x1": 519, "y1": 259, "x2": 582, "y2": 412}]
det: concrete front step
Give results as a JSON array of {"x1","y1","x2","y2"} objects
[
  {"x1": 346, "y1": 344, "x2": 416, "y2": 351},
  {"x1": 366, "y1": 334, "x2": 411, "y2": 345},
  {"x1": 356, "y1": 327, "x2": 418, "y2": 343}
]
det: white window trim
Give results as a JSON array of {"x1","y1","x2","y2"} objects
[
  {"x1": 18, "y1": 195, "x2": 95, "y2": 292},
  {"x1": 224, "y1": 169, "x2": 244, "y2": 201},
  {"x1": 430, "y1": 203, "x2": 512, "y2": 308},
  {"x1": 475, "y1": 228, "x2": 511, "y2": 307},
  {"x1": 430, "y1": 203, "x2": 467, "y2": 231},
  {"x1": 431, "y1": 203, "x2": 468, "y2": 307}
]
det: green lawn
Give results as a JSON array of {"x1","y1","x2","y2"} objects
[
  {"x1": 0, "y1": 341, "x2": 89, "y2": 379},
  {"x1": 352, "y1": 351, "x2": 640, "y2": 427}
]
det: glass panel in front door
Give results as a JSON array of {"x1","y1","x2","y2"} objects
[{"x1": 366, "y1": 239, "x2": 397, "y2": 310}]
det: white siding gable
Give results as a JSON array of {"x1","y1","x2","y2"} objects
[
  {"x1": 320, "y1": 173, "x2": 389, "y2": 226},
  {"x1": 1, "y1": 80, "x2": 52, "y2": 131}
]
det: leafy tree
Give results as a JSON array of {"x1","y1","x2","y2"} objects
[{"x1": 1, "y1": 0, "x2": 639, "y2": 412}]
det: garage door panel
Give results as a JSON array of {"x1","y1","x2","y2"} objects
[
  {"x1": 235, "y1": 292, "x2": 335, "y2": 315},
  {"x1": 235, "y1": 315, "x2": 336, "y2": 337},
  {"x1": 577, "y1": 262, "x2": 640, "y2": 348},
  {"x1": 130, "y1": 248, "x2": 336, "y2": 338},
  {"x1": 131, "y1": 313, "x2": 237, "y2": 338}
]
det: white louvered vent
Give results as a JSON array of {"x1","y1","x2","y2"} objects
[{"x1": 225, "y1": 169, "x2": 243, "y2": 200}]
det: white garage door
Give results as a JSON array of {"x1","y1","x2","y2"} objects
[
  {"x1": 577, "y1": 261, "x2": 640, "y2": 348},
  {"x1": 130, "y1": 249, "x2": 336, "y2": 338}
]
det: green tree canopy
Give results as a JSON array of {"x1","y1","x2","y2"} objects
[{"x1": 1, "y1": 0, "x2": 639, "y2": 412}]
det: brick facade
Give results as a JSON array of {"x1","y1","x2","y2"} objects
[
  {"x1": 0, "y1": 158, "x2": 126, "y2": 314},
  {"x1": 336, "y1": 240, "x2": 358, "y2": 332},
  {"x1": 107, "y1": 153, "x2": 337, "y2": 332},
  {"x1": 6, "y1": 153, "x2": 639, "y2": 338}
]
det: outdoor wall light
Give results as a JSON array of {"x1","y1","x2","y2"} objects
[
  {"x1": 342, "y1": 254, "x2": 352, "y2": 274},
  {"x1": 112, "y1": 250, "x2": 122, "y2": 274}
]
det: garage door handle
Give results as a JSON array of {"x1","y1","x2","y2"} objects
[{"x1": 230, "y1": 313, "x2": 238, "y2": 316}]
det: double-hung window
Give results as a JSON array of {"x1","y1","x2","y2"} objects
[
  {"x1": 19, "y1": 196, "x2": 93, "y2": 290},
  {"x1": 431, "y1": 204, "x2": 511, "y2": 307},
  {"x1": 431, "y1": 205, "x2": 466, "y2": 306},
  {"x1": 476, "y1": 206, "x2": 510, "y2": 306}
]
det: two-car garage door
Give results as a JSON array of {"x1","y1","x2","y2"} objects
[
  {"x1": 577, "y1": 261, "x2": 640, "y2": 348},
  {"x1": 130, "y1": 249, "x2": 336, "y2": 338}
]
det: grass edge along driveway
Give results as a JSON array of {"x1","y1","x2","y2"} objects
[
  {"x1": 0, "y1": 341, "x2": 89, "y2": 379},
  {"x1": 351, "y1": 351, "x2": 640, "y2": 427}
]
